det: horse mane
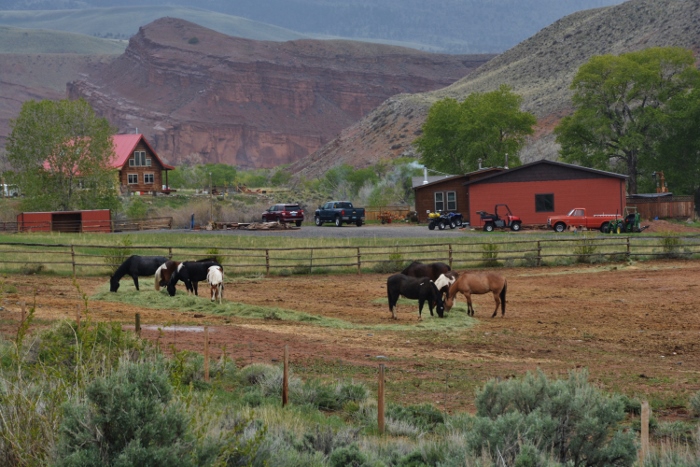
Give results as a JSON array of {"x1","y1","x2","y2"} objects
[{"x1": 111, "y1": 255, "x2": 136, "y2": 280}]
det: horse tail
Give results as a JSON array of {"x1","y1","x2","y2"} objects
[{"x1": 500, "y1": 278, "x2": 507, "y2": 316}]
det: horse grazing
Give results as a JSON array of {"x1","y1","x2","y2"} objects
[
  {"x1": 400, "y1": 261, "x2": 451, "y2": 281},
  {"x1": 155, "y1": 260, "x2": 180, "y2": 291},
  {"x1": 386, "y1": 274, "x2": 444, "y2": 320},
  {"x1": 110, "y1": 255, "x2": 169, "y2": 292},
  {"x1": 445, "y1": 272, "x2": 507, "y2": 318},
  {"x1": 434, "y1": 271, "x2": 460, "y2": 302},
  {"x1": 167, "y1": 260, "x2": 221, "y2": 296},
  {"x1": 206, "y1": 265, "x2": 224, "y2": 303}
]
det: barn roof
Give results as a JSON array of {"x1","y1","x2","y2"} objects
[
  {"x1": 462, "y1": 160, "x2": 627, "y2": 186},
  {"x1": 111, "y1": 134, "x2": 175, "y2": 170},
  {"x1": 412, "y1": 168, "x2": 504, "y2": 190}
]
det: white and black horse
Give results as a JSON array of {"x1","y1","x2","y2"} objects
[
  {"x1": 110, "y1": 255, "x2": 169, "y2": 292},
  {"x1": 386, "y1": 273, "x2": 444, "y2": 320},
  {"x1": 167, "y1": 260, "x2": 222, "y2": 296}
]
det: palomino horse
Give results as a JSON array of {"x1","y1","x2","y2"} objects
[
  {"x1": 155, "y1": 260, "x2": 180, "y2": 291},
  {"x1": 445, "y1": 272, "x2": 507, "y2": 318},
  {"x1": 110, "y1": 255, "x2": 169, "y2": 292},
  {"x1": 206, "y1": 265, "x2": 224, "y2": 303},
  {"x1": 400, "y1": 261, "x2": 451, "y2": 281},
  {"x1": 386, "y1": 273, "x2": 444, "y2": 320}
]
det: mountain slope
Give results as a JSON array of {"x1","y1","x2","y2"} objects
[
  {"x1": 0, "y1": 25, "x2": 126, "y2": 53},
  {"x1": 67, "y1": 18, "x2": 495, "y2": 168},
  {"x1": 290, "y1": 0, "x2": 700, "y2": 179},
  {"x1": 2, "y1": 1, "x2": 625, "y2": 53}
]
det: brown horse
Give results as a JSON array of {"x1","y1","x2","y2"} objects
[
  {"x1": 401, "y1": 261, "x2": 451, "y2": 281},
  {"x1": 445, "y1": 272, "x2": 507, "y2": 318},
  {"x1": 155, "y1": 260, "x2": 180, "y2": 291}
]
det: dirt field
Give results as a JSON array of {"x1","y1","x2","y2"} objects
[{"x1": 2, "y1": 257, "x2": 700, "y2": 419}]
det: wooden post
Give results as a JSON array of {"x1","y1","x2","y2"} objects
[
  {"x1": 204, "y1": 326, "x2": 210, "y2": 383},
  {"x1": 309, "y1": 249, "x2": 313, "y2": 274},
  {"x1": 265, "y1": 249, "x2": 270, "y2": 275},
  {"x1": 356, "y1": 247, "x2": 361, "y2": 274},
  {"x1": 640, "y1": 401, "x2": 650, "y2": 465},
  {"x1": 282, "y1": 345, "x2": 289, "y2": 407},
  {"x1": 70, "y1": 245, "x2": 76, "y2": 276},
  {"x1": 378, "y1": 363, "x2": 385, "y2": 434},
  {"x1": 536, "y1": 241, "x2": 542, "y2": 267},
  {"x1": 626, "y1": 237, "x2": 631, "y2": 260},
  {"x1": 448, "y1": 244, "x2": 453, "y2": 268},
  {"x1": 135, "y1": 313, "x2": 141, "y2": 338},
  {"x1": 168, "y1": 247, "x2": 173, "y2": 259}
]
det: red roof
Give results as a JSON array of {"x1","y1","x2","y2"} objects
[{"x1": 111, "y1": 134, "x2": 175, "y2": 170}]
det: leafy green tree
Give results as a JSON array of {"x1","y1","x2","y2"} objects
[
  {"x1": 415, "y1": 85, "x2": 536, "y2": 174},
  {"x1": 555, "y1": 47, "x2": 700, "y2": 194},
  {"x1": 6, "y1": 98, "x2": 118, "y2": 211},
  {"x1": 656, "y1": 87, "x2": 700, "y2": 202}
]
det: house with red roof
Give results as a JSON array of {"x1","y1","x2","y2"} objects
[{"x1": 111, "y1": 134, "x2": 174, "y2": 194}]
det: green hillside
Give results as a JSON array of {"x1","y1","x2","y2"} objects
[{"x1": 0, "y1": 25, "x2": 126, "y2": 54}]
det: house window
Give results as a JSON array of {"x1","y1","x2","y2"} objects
[
  {"x1": 535, "y1": 193, "x2": 554, "y2": 212},
  {"x1": 144, "y1": 173, "x2": 154, "y2": 184},
  {"x1": 434, "y1": 192, "x2": 445, "y2": 212},
  {"x1": 146, "y1": 158, "x2": 152, "y2": 167},
  {"x1": 128, "y1": 174, "x2": 138, "y2": 184},
  {"x1": 446, "y1": 191, "x2": 457, "y2": 211},
  {"x1": 131, "y1": 151, "x2": 148, "y2": 166}
]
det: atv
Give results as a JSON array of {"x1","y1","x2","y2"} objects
[
  {"x1": 476, "y1": 204, "x2": 522, "y2": 232},
  {"x1": 427, "y1": 211, "x2": 464, "y2": 230}
]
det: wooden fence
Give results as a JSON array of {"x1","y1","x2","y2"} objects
[
  {"x1": 0, "y1": 217, "x2": 173, "y2": 233},
  {"x1": 0, "y1": 234, "x2": 698, "y2": 276},
  {"x1": 626, "y1": 195, "x2": 696, "y2": 220}
]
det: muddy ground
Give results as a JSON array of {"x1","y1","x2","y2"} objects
[{"x1": 2, "y1": 257, "x2": 700, "y2": 419}]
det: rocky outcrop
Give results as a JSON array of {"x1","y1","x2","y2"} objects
[
  {"x1": 291, "y1": 0, "x2": 700, "y2": 179},
  {"x1": 67, "y1": 17, "x2": 494, "y2": 168}
]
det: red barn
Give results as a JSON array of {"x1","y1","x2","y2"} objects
[
  {"x1": 465, "y1": 160, "x2": 627, "y2": 228},
  {"x1": 17, "y1": 209, "x2": 112, "y2": 233}
]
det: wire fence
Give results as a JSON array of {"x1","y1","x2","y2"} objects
[{"x1": 1, "y1": 234, "x2": 699, "y2": 276}]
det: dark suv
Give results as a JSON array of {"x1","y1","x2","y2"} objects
[{"x1": 262, "y1": 203, "x2": 305, "y2": 226}]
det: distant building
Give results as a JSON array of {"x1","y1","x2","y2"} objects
[{"x1": 111, "y1": 134, "x2": 175, "y2": 195}]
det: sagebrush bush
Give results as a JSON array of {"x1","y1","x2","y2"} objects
[
  {"x1": 689, "y1": 390, "x2": 700, "y2": 417},
  {"x1": 387, "y1": 403, "x2": 445, "y2": 431},
  {"x1": 103, "y1": 236, "x2": 133, "y2": 274},
  {"x1": 470, "y1": 369, "x2": 637, "y2": 466}
]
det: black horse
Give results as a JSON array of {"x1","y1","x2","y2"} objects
[
  {"x1": 386, "y1": 273, "x2": 444, "y2": 320},
  {"x1": 110, "y1": 255, "x2": 169, "y2": 292},
  {"x1": 167, "y1": 260, "x2": 222, "y2": 296},
  {"x1": 400, "y1": 261, "x2": 451, "y2": 281}
]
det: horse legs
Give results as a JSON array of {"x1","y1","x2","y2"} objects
[
  {"x1": 462, "y1": 292, "x2": 474, "y2": 316},
  {"x1": 132, "y1": 274, "x2": 140, "y2": 291},
  {"x1": 193, "y1": 281, "x2": 199, "y2": 296},
  {"x1": 387, "y1": 291, "x2": 399, "y2": 320},
  {"x1": 491, "y1": 290, "x2": 501, "y2": 318}
]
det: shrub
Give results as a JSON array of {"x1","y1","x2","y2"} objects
[
  {"x1": 103, "y1": 236, "x2": 133, "y2": 274},
  {"x1": 481, "y1": 242, "x2": 499, "y2": 266},
  {"x1": 329, "y1": 443, "x2": 369, "y2": 467},
  {"x1": 56, "y1": 358, "x2": 198, "y2": 466},
  {"x1": 204, "y1": 247, "x2": 224, "y2": 265},
  {"x1": 573, "y1": 234, "x2": 598, "y2": 263},
  {"x1": 470, "y1": 369, "x2": 637, "y2": 466},
  {"x1": 689, "y1": 390, "x2": 700, "y2": 417},
  {"x1": 658, "y1": 233, "x2": 684, "y2": 259},
  {"x1": 372, "y1": 252, "x2": 405, "y2": 274},
  {"x1": 387, "y1": 403, "x2": 445, "y2": 431}
]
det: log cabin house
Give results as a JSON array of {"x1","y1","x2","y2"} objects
[{"x1": 111, "y1": 134, "x2": 174, "y2": 195}]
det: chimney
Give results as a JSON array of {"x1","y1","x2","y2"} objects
[
  {"x1": 423, "y1": 167, "x2": 429, "y2": 184},
  {"x1": 478, "y1": 158, "x2": 482, "y2": 170},
  {"x1": 504, "y1": 153, "x2": 509, "y2": 169}
]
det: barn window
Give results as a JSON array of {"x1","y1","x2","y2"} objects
[
  {"x1": 144, "y1": 173, "x2": 154, "y2": 184},
  {"x1": 434, "y1": 192, "x2": 445, "y2": 212},
  {"x1": 128, "y1": 174, "x2": 138, "y2": 184},
  {"x1": 446, "y1": 191, "x2": 457, "y2": 211},
  {"x1": 535, "y1": 193, "x2": 554, "y2": 212}
]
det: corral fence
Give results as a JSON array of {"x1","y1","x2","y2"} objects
[
  {"x1": 1, "y1": 234, "x2": 699, "y2": 277},
  {"x1": 0, "y1": 217, "x2": 173, "y2": 233},
  {"x1": 626, "y1": 195, "x2": 696, "y2": 220}
]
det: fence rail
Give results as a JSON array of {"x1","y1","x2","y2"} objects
[
  {"x1": 0, "y1": 234, "x2": 698, "y2": 276},
  {"x1": 4, "y1": 217, "x2": 173, "y2": 233}
]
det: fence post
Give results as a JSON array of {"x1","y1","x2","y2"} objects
[
  {"x1": 282, "y1": 345, "x2": 289, "y2": 407},
  {"x1": 626, "y1": 237, "x2": 631, "y2": 260},
  {"x1": 377, "y1": 363, "x2": 385, "y2": 434},
  {"x1": 536, "y1": 241, "x2": 542, "y2": 267},
  {"x1": 135, "y1": 313, "x2": 141, "y2": 338},
  {"x1": 309, "y1": 249, "x2": 313, "y2": 274},
  {"x1": 357, "y1": 247, "x2": 361, "y2": 274},
  {"x1": 168, "y1": 247, "x2": 173, "y2": 259},
  {"x1": 204, "y1": 326, "x2": 210, "y2": 383},
  {"x1": 448, "y1": 244, "x2": 453, "y2": 268},
  {"x1": 640, "y1": 401, "x2": 650, "y2": 464},
  {"x1": 70, "y1": 245, "x2": 76, "y2": 276},
  {"x1": 265, "y1": 249, "x2": 270, "y2": 275}
]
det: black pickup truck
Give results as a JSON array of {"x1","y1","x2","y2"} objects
[{"x1": 314, "y1": 201, "x2": 365, "y2": 227}]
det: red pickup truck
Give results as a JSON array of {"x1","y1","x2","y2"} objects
[{"x1": 547, "y1": 208, "x2": 621, "y2": 233}]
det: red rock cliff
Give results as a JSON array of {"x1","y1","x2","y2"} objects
[{"x1": 67, "y1": 17, "x2": 493, "y2": 168}]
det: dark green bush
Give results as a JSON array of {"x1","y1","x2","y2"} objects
[
  {"x1": 387, "y1": 403, "x2": 445, "y2": 430},
  {"x1": 329, "y1": 443, "x2": 369, "y2": 467},
  {"x1": 470, "y1": 369, "x2": 637, "y2": 466}
]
